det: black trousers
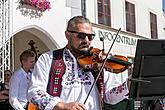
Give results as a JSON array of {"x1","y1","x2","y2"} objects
[
  {"x1": 143, "y1": 100, "x2": 163, "y2": 110},
  {"x1": 0, "y1": 101, "x2": 13, "y2": 110}
]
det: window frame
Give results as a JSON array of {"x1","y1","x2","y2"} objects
[
  {"x1": 150, "y1": 12, "x2": 158, "y2": 39},
  {"x1": 125, "y1": 1, "x2": 136, "y2": 34},
  {"x1": 97, "y1": 0, "x2": 111, "y2": 26}
]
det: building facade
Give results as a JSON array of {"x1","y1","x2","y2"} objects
[{"x1": 0, "y1": 0, "x2": 165, "y2": 91}]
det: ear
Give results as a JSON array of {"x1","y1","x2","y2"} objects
[{"x1": 65, "y1": 31, "x2": 70, "y2": 40}]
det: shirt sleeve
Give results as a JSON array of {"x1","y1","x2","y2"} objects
[
  {"x1": 104, "y1": 71, "x2": 129, "y2": 105},
  {"x1": 9, "y1": 74, "x2": 25, "y2": 110},
  {"x1": 27, "y1": 52, "x2": 62, "y2": 110}
]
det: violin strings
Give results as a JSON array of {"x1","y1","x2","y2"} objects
[{"x1": 83, "y1": 28, "x2": 121, "y2": 104}]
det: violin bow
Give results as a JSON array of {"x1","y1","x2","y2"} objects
[{"x1": 83, "y1": 28, "x2": 121, "y2": 104}]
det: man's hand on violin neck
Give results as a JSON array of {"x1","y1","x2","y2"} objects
[{"x1": 54, "y1": 102, "x2": 87, "y2": 110}]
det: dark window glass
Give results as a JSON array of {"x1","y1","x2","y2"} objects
[
  {"x1": 125, "y1": 1, "x2": 136, "y2": 33},
  {"x1": 150, "y1": 12, "x2": 158, "y2": 39},
  {"x1": 97, "y1": 0, "x2": 111, "y2": 26}
]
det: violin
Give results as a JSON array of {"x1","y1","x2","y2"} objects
[
  {"x1": 77, "y1": 47, "x2": 132, "y2": 73},
  {"x1": 28, "y1": 102, "x2": 37, "y2": 110}
]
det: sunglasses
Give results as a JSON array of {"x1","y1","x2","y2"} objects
[{"x1": 67, "y1": 30, "x2": 95, "y2": 41}]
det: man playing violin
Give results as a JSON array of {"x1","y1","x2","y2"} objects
[{"x1": 27, "y1": 16, "x2": 130, "y2": 110}]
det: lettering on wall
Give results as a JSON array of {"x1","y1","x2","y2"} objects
[{"x1": 94, "y1": 28, "x2": 138, "y2": 46}]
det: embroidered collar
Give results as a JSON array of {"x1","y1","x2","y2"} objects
[{"x1": 62, "y1": 48, "x2": 93, "y2": 86}]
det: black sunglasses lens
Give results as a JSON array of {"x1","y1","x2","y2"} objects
[
  {"x1": 68, "y1": 30, "x2": 95, "y2": 41},
  {"x1": 88, "y1": 35, "x2": 94, "y2": 41},
  {"x1": 78, "y1": 33, "x2": 86, "y2": 39},
  {"x1": 78, "y1": 33, "x2": 94, "y2": 41}
]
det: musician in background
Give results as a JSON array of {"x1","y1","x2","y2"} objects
[
  {"x1": 9, "y1": 50, "x2": 35, "y2": 110},
  {"x1": 28, "y1": 16, "x2": 130, "y2": 110},
  {"x1": 0, "y1": 70, "x2": 13, "y2": 110}
]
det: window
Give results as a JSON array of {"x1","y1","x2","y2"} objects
[
  {"x1": 97, "y1": 0, "x2": 111, "y2": 26},
  {"x1": 150, "y1": 12, "x2": 158, "y2": 39},
  {"x1": 125, "y1": 1, "x2": 136, "y2": 33}
]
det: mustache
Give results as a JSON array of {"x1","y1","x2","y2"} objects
[{"x1": 79, "y1": 42, "x2": 89, "y2": 48}]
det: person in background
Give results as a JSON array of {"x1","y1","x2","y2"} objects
[
  {"x1": 9, "y1": 49, "x2": 36, "y2": 110},
  {"x1": 28, "y1": 16, "x2": 130, "y2": 110},
  {"x1": 0, "y1": 70, "x2": 13, "y2": 110}
]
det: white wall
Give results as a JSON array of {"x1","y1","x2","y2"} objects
[
  {"x1": 11, "y1": 0, "x2": 68, "y2": 48},
  {"x1": 136, "y1": 0, "x2": 165, "y2": 38},
  {"x1": 87, "y1": 0, "x2": 165, "y2": 39},
  {"x1": 86, "y1": 0, "x2": 97, "y2": 23},
  {"x1": 111, "y1": 0, "x2": 125, "y2": 30},
  {"x1": 11, "y1": 0, "x2": 165, "y2": 48}
]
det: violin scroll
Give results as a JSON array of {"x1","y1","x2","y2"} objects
[{"x1": 28, "y1": 40, "x2": 39, "y2": 62}]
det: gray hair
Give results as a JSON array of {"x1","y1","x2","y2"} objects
[{"x1": 66, "y1": 16, "x2": 91, "y2": 31}]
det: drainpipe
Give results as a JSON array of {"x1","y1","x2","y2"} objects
[{"x1": 81, "y1": 0, "x2": 86, "y2": 17}]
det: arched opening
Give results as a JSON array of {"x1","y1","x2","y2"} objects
[{"x1": 11, "y1": 25, "x2": 59, "y2": 70}]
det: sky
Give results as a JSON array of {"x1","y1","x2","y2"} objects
[{"x1": 163, "y1": 0, "x2": 165, "y2": 12}]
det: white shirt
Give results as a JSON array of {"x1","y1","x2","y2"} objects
[
  {"x1": 28, "y1": 48, "x2": 129, "y2": 110},
  {"x1": 9, "y1": 68, "x2": 31, "y2": 110}
]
